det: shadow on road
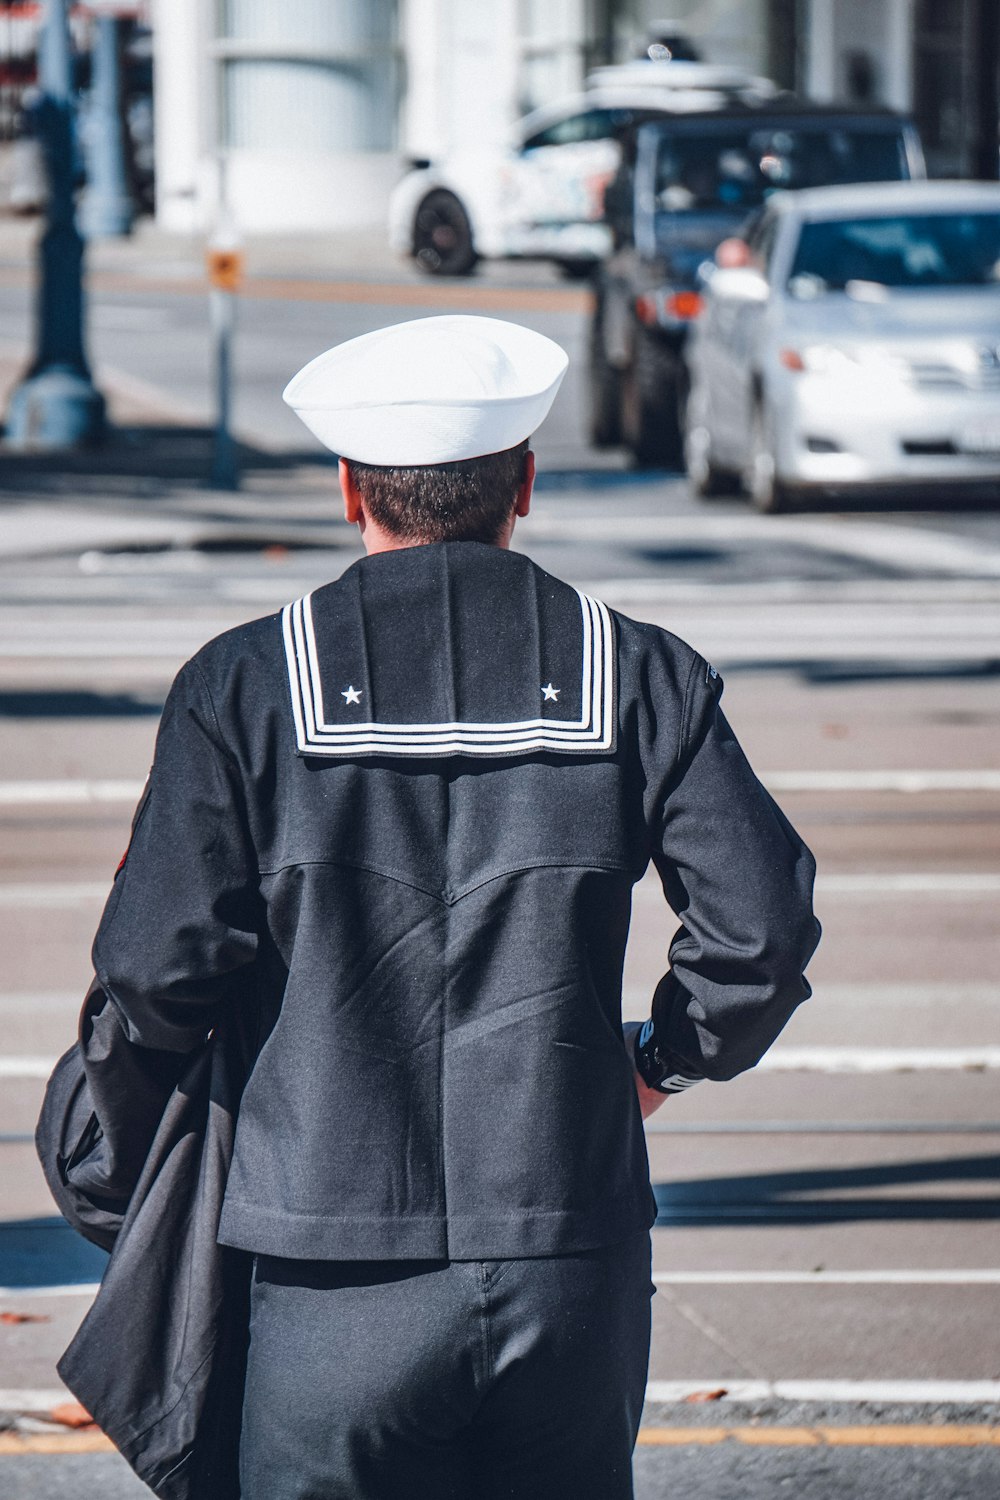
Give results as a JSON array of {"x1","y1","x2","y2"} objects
[
  {"x1": 654, "y1": 1152, "x2": 1000, "y2": 1225},
  {"x1": 723, "y1": 659, "x2": 1000, "y2": 684},
  {"x1": 0, "y1": 1217, "x2": 106, "y2": 1288},
  {"x1": 0, "y1": 424, "x2": 333, "y2": 500},
  {"x1": 0, "y1": 689, "x2": 164, "y2": 718}
]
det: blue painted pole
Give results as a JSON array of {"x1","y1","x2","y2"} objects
[
  {"x1": 81, "y1": 15, "x2": 135, "y2": 238},
  {"x1": 4, "y1": 0, "x2": 105, "y2": 449}
]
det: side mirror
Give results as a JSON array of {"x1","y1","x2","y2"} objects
[
  {"x1": 715, "y1": 237, "x2": 752, "y2": 269},
  {"x1": 709, "y1": 266, "x2": 769, "y2": 302}
]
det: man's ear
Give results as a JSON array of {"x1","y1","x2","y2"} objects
[
  {"x1": 514, "y1": 449, "x2": 535, "y2": 518},
  {"x1": 339, "y1": 457, "x2": 364, "y2": 526}
]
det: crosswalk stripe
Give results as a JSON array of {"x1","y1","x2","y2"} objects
[
  {"x1": 5, "y1": 1047, "x2": 999, "y2": 1080},
  {"x1": 635, "y1": 872, "x2": 1000, "y2": 904},
  {"x1": 0, "y1": 883, "x2": 107, "y2": 908},
  {"x1": 1, "y1": 771, "x2": 998, "y2": 804},
  {"x1": 756, "y1": 1046, "x2": 1000, "y2": 1072},
  {"x1": 4, "y1": 873, "x2": 999, "y2": 910},
  {"x1": 652, "y1": 1270, "x2": 1000, "y2": 1285},
  {"x1": 1, "y1": 1378, "x2": 999, "y2": 1410},
  {"x1": 644, "y1": 1379, "x2": 1000, "y2": 1404}
]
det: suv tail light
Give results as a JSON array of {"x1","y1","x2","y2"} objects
[{"x1": 635, "y1": 290, "x2": 704, "y2": 327}]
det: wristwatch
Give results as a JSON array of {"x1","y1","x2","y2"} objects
[{"x1": 633, "y1": 1017, "x2": 703, "y2": 1095}]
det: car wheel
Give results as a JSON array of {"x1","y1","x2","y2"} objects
[
  {"x1": 684, "y1": 388, "x2": 740, "y2": 499},
  {"x1": 588, "y1": 291, "x2": 622, "y2": 449},
  {"x1": 556, "y1": 259, "x2": 596, "y2": 281},
  {"x1": 412, "y1": 190, "x2": 478, "y2": 276},
  {"x1": 746, "y1": 400, "x2": 795, "y2": 513},
  {"x1": 621, "y1": 329, "x2": 683, "y2": 469}
]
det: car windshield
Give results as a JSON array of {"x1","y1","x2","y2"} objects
[
  {"x1": 788, "y1": 212, "x2": 1000, "y2": 291},
  {"x1": 654, "y1": 125, "x2": 907, "y2": 213}
]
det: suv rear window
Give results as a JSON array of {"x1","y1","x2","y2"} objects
[{"x1": 654, "y1": 124, "x2": 909, "y2": 212}]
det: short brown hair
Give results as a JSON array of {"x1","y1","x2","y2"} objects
[{"x1": 347, "y1": 439, "x2": 530, "y2": 545}]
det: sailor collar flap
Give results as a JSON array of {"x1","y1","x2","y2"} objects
[{"x1": 281, "y1": 548, "x2": 617, "y2": 759}]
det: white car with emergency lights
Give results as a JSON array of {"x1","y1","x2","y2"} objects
[
  {"x1": 684, "y1": 181, "x2": 1000, "y2": 511},
  {"x1": 388, "y1": 61, "x2": 775, "y2": 277}
]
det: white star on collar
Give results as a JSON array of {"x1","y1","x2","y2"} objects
[
  {"x1": 341, "y1": 685, "x2": 362, "y2": 706},
  {"x1": 541, "y1": 683, "x2": 560, "y2": 702}
]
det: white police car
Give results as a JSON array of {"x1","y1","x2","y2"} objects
[{"x1": 388, "y1": 61, "x2": 776, "y2": 278}]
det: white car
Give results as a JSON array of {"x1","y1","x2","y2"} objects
[
  {"x1": 388, "y1": 62, "x2": 776, "y2": 277},
  {"x1": 685, "y1": 180, "x2": 1000, "y2": 510}
]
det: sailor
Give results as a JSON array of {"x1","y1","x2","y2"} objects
[{"x1": 87, "y1": 314, "x2": 819, "y2": 1499}]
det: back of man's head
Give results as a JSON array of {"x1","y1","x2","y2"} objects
[{"x1": 347, "y1": 440, "x2": 530, "y2": 546}]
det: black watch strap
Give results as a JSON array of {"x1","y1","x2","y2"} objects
[{"x1": 633, "y1": 1018, "x2": 703, "y2": 1095}]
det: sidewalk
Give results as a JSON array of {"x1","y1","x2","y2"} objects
[{"x1": 0, "y1": 213, "x2": 578, "y2": 290}]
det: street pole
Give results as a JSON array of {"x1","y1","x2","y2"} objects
[
  {"x1": 207, "y1": 161, "x2": 244, "y2": 490},
  {"x1": 80, "y1": 11, "x2": 135, "y2": 237},
  {"x1": 5, "y1": 0, "x2": 105, "y2": 449},
  {"x1": 209, "y1": 277, "x2": 238, "y2": 489}
]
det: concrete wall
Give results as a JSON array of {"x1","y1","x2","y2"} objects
[
  {"x1": 631, "y1": 0, "x2": 771, "y2": 75},
  {"x1": 153, "y1": 0, "x2": 401, "y2": 234},
  {"x1": 804, "y1": 0, "x2": 914, "y2": 110}
]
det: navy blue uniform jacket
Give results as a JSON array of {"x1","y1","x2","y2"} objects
[{"x1": 87, "y1": 540, "x2": 819, "y2": 1262}]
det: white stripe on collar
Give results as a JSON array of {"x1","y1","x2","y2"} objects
[{"x1": 281, "y1": 589, "x2": 615, "y2": 757}]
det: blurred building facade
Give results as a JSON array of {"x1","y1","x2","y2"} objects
[
  {"x1": 150, "y1": 0, "x2": 999, "y2": 235},
  {"x1": 769, "y1": 0, "x2": 1000, "y2": 179}
]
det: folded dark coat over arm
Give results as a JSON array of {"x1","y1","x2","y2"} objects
[
  {"x1": 634, "y1": 630, "x2": 821, "y2": 1084},
  {"x1": 92, "y1": 659, "x2": 262, "y2": 1055}
]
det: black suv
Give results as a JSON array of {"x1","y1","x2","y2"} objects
[{"x1": 590, "y1": 103, "x2": 925, "y2": 465}]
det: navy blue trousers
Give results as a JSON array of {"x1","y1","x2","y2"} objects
[{"x1": 239, "y1": 1230, "x2": 653, "y2": 1500}]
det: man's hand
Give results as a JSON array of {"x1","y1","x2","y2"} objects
[{"x1": 622, "y1": 1021, "x2": 670, "y2": 1120}]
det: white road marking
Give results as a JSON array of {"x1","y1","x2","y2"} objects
[
  {"x1": 0, "y1": 992, "x2": 83, "y2": 1012},
  {"x1": 0, "y1": 1287, "x2": 100, "y2": 1301},
  {"x1": 0, "y1": 780, "x2": 145, "y2": 806},
  {"x1": 818, "y1": 872, "x2": 1000, "y2": 896},
  {"x1": 652, "y1": 1270, "x2": 1000, "y2": 1286},
  {"x1": 757, "y1": 1047, "x2": 1000, "y2": 1073},
  {"x1": 643, "y1": 1380, "x2": 1000, "y2": 1404},
  {"x1": 766, "y1": 770, "x2": 1000, "y2": 793},
  {"x1": 525, "y1": 513, "x2": 1000, "y2": 580},
  {"x1": 0, "y1": 883, "x2": 107, "y2": 908},
  {"x1": 636, "y1": 872, "x2": 1000, "y2": 904},
  {"x1": 1, "y1": 771, "x2": 999, "y2": 805},
  {"x1": 0, "y1": 1057, "x2": 61, "y2": 1078},
  {"x1": 0, "y1": 1388, "x2": 75, "y2": 1410},
  {"x1": 6, "y1": 1046, "x2": 1000, "y2": 1080},
  {"x1": 2, "y1": 1380, "x2": 1000, "y2": 1411}
]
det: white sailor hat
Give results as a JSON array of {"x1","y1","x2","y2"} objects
[{"x1": 282, "y1": 315, "x2": 568, "y2": 466}]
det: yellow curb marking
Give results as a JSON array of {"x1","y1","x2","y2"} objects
[
  {"x1": 0, "y1": 266, "x2": 591, "y2": 316},
  {"x1": 1, "y1": 1425, "x2": 997, "y2": 1457},
  {"x1": 636, "y1": 1425, "x2": 1000, "y2": 1447}
]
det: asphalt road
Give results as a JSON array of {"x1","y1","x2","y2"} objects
[{"x1": 0, "y1": 246, "x2": 997, "y2": 1495}]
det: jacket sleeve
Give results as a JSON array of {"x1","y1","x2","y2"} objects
[
  {"x1": 92, "y1": 657, "x2": 262, "y2": 1053},
  {"x1": 645, "y1": 646, "x2": 820, "y2": 1082}
]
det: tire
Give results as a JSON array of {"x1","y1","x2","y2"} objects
[
  {"x1": 412, "y1": 190, "x2": 478, "y2": 276},
  {"x1": 684, "y1": 386, "x2": 740, "y2": 499},
  {"x1": 587, "y1": 292, "x2": 622, "y2": 449},
  {"x1": 745, "y1": 400, "x2": 797, "y2": 514},
  {"x1": 685, "y1": 424, "x2": 740, "y2": 498},
  {"x1": 556, "y1": 259, "x2": 596, "y2": 281},
  {"x1": 621, "y1": 329, "x2": 683, "y2": 469}
]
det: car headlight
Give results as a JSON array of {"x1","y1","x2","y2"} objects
[{"x1": 779, "y1": 345, "x2": 906, "y2": 379}]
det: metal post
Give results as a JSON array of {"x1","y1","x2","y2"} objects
[
  {"x1": 81, "y1": 14, "x2": 135, "y2": 237},
  {"x1": 209, "y1": 282, "x2": 238, "y2": 489},
  {"x1": 207, "y1": 158, "x2": 244, "y2": 490},
  {"x1": 5, "y1": 0, "x2": 105, "y2": 449}
]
